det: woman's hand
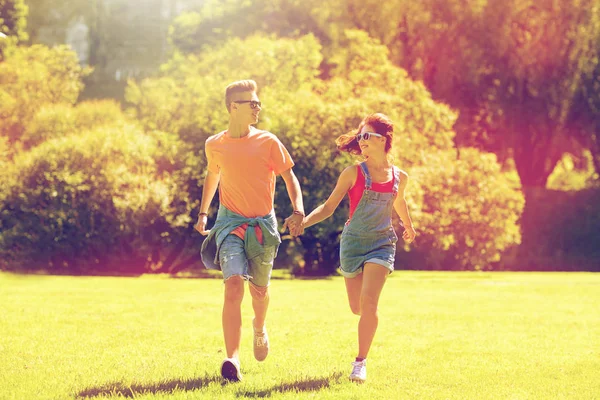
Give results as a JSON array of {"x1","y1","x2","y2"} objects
[
  {"x1": 283, "y1": 213, "x2": 305, "y2": 237},
  {"x1": 402, "y1": 225, "x2": 416, "y2": 243}
]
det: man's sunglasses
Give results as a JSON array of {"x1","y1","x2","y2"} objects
[
  {"x1": 356, "y1": 132, "x2": 384, "y2": 141},
  {"x1": 232, "y1": 100, "x2": 262, "y2": 110}
]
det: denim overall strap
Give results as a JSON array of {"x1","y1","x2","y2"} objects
[
  {"x1": 345, "y1": 164, "x2": 397, "y2": 235},
  {"x1": 359, "y1": 162, "x2": 372, "y2": 190}
]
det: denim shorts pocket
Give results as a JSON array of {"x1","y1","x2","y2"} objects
[{"x1": 248, "y1": 245, "x2": 277, "y2": 287}]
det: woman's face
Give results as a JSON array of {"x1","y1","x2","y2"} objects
[{"x1": 357, "y1": 124, "x2": 387, "y2": 157}]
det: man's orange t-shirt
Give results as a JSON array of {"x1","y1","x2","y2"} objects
[{"x1": 205, "y1": 128, "x2": 295, "y2": 241}]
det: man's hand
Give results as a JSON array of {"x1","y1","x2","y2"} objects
[
  {"x1": 194, "y1": 215, "x2": 210, "y2": 236},
  {"x1": 283, "y1": 213, "x2": 304, "y2": 237}
]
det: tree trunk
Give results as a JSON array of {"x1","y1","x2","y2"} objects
[
  {"x1": 88, "y1": 0, "x2": 107, "y2": 73},
  {"x1": 512, "y1": 122, "x2": 564, "y2": 187},
  {"x1": 518, "y1": 186, "x2": 546, "y2": 270},
  {"x1": 589, "y1": 128, "x2": 600, "y2": 176},
  {"x1": 510, "y1": 121, "x2": 565, "y2": 269}
]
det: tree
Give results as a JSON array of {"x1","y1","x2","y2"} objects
[
  {"x1": 168, "y1": 0, "x2": 345, "y2": 54},
  {"x1": 0, "y1": 0, "x2": 28, "y2": 59},
  {"x1": 572, "y1": 40, "x2": 600, "y2": 177},
  {"x1": 344, "y1": 0, "x2": 600, "y2": 190},
  {"x1": 475, "y1": 0, "x2": 600, "y2": 188},
  {"x1": 129, "y1": 34, "x2": 324, "y2": 147},
  {"x1": 127, "y1": 34, "x2": 326, "y2": 272},
  {"x1": 0, "y1": 122, "x2": 191, "y2": 273},
  {"x1": 337, "y1": 0, "x2": 600, "y2": 271},
  {"x1": 129, "y1": 31, "x2": 523, "y2": 272},
  {"x1": 0, "y1": 45, "x2": 89, "y2": 144},
  {"x1": 320, "y1": 30, "x2": 523, "y2": 270},
  {"x1": 24, "y1": 0, "x2": 86, "y2": 43}
]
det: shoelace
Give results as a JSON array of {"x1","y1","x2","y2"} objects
[
  {"x1": 351, "y1": 361, "x2": 365, "y2": 376},
  {"x1": 255, "y1": 333, "x2": 267, "y2": 347}
]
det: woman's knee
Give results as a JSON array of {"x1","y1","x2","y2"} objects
[
  {"x1": 349, "y1": 302, "x2": 361, "y2": 315},
  {"x1": 360, "y1": 293, "x2": 379, "y2": 315}
]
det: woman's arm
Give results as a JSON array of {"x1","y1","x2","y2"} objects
[
  {"x1": 393, "y1": 170, "x2": 416, "y2": 243},
  {"x1": 303, "y1": 166, "x2": 357, "y2": 229}
]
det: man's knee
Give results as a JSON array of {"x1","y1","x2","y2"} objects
[
  {"x1": 224, "y1": 275, "x2": 245, "y2": 303},
  {"x1": 249, "y1": 282, "x2": 269, "y2": 300}
]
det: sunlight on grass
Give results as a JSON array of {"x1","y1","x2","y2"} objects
[{"x1": 1, "y1": 271, "x2": 598, "y2": 399}]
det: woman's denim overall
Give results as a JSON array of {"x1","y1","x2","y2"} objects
[{"x1": 339, "y1": 162, "x2": 400, "y2": 278}]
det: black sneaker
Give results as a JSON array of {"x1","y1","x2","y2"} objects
[{"x1": 221, "y1": 358, "x2": 242, "y2": 382}]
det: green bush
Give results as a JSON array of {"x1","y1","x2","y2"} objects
[
  {"x1": 516, "y1": 187, "x2": 600, "y2": 271},
  {"x1": 0, "y1": 45, "x2": 88, "y2": 144},
  {"x1": 0, "y1": 124, "x2": 191, "y2": 273},
  {"x1": 407, "y1": 148, "x2": 524, "y2": 270},
  {"x1": 21, "y1": 100, "x2": 127, "y2": 148}
]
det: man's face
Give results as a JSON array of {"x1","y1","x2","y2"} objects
[{"x1": 230, "y1": 91, "x2": 261, "y2": 125}]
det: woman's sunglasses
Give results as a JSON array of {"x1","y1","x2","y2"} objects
[{"x1": 356, "y1": 132, "x2": 384, "y2": 141}]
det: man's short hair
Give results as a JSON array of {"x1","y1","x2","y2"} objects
[{"x1": 225, "y1": 80, "x2": 258, "y2": 112}]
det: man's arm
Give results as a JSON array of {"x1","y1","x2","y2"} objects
[
  {"x1": 194, "y1": 170, "x2": 220, "y2": 235},
  {"x1": 280, "y1": 168, "x2": 304, "y2": 236}
]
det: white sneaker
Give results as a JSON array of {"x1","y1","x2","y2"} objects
[
  {"x1": 221, "y1": 358, "x2": 242, "y2": 382},
  {"x1": 253, "y1": 318, "x2": 269, "y2": 361},
  {"x1": 349, "y1": 359, "x2": 367, "y2": 382}
]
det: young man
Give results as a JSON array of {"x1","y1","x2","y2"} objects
[{"x1": 195, "y1": 79, "x2": 304, "y2": 382}]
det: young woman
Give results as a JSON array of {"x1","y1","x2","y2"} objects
[{"x1": 295, "y1": 113, "x2": 416, "y2": 382}]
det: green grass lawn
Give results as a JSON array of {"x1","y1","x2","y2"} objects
[{"x1": 1, "y1": 271, "x2": 599, "y2": 400}]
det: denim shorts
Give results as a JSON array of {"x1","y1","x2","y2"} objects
[
  {"x1": 218, "y1": 234, "x2": 277, "y2": 287},
  {"x1": 339, "y1": 230, "x2": 396, "y2": 278}
]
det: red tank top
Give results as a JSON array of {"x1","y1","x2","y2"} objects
[{"x1": 348, "y1": 165, "x2": 395, "y2": 220}]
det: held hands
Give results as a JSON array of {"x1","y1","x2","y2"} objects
[
  {"x1": 402, "y1": 225, "x2": 416, "y2": 243},
  {"x1": 283, "y1": 212, "x2": 305, "y2": 237},
  {"x1": 194, "y1": 215, "x2": 210, "y2": 236}
]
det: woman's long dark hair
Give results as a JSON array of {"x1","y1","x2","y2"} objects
[{"x1": 336, "y1": 113, "x2": 394, "y2": 155}]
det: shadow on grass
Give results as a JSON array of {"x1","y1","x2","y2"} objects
[
  {"x1": 235, "y1": 372, "x2": 344, "y2": 398},
  {"x1": 76, "y1": 372, "x2": 342, "y2": 398},
  {"x1": 171, "y1": 269, "x2": 337, "y2": 280},
  {"x1": 76, "y1": 374, "x2": 221, "y2": 398}
]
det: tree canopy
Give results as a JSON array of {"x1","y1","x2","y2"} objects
[
  {"x1": 2, "y1": 0, "x2": 599, "y2": 273},
  {"x1": 0, "y1": 0, "x2": 28, "y2": 59}
]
